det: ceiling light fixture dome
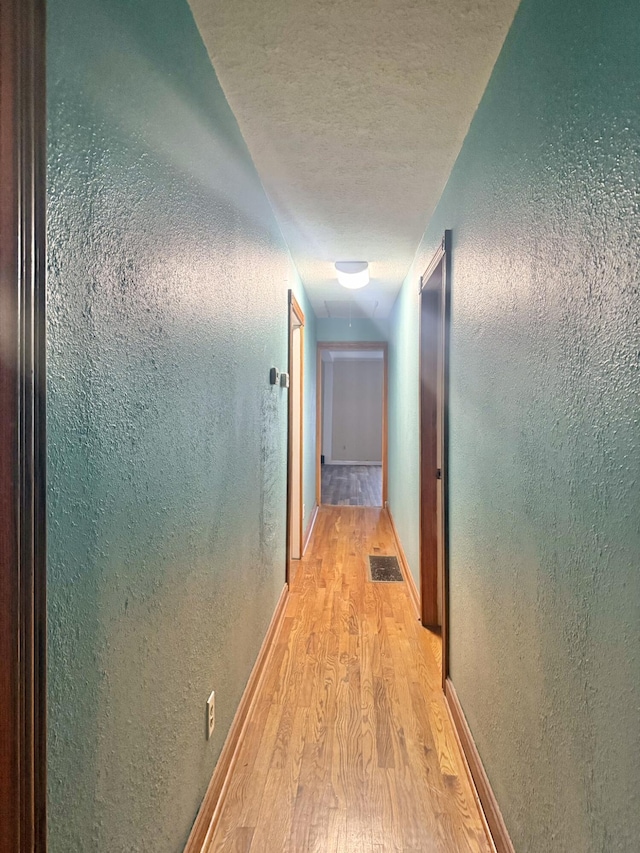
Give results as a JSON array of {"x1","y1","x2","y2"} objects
[{"x1": 335, "y1": 261, "x2": 369, "y2": 290}]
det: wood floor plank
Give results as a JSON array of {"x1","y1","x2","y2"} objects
[
  {"x1": 321, "y1": 464, "x2": 383, "y2": 506},
  {"x1": 205, "y1": 507, "x2": 492, "y2": 853}
]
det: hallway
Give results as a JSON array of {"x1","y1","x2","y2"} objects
[
  {"x1": 7, "y1": 0, "x2": 634, "y2": 848},
  {"x1": 206, "y1": 507, "x2": 490, "y2": 852}
]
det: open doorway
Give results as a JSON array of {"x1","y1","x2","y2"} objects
[
  {"x1": 419, "y1": 231, "x2": 451, "y2": 685},
  {"x1": 286, "y1": 291, "x2": 305, "y2": 573},
  {"x1": 316, "y1": 343, "x2": 387, "y2": 507}
]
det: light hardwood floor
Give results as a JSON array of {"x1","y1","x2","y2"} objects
[
  {"x1": 321, "y1": 464, "x2": 383, "y2": 506},
  {"x1": 206, "y1": 507, "x2": 491, "y2": 853}
]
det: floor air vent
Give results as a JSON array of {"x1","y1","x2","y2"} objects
[{"x1": 368, "y1": 555, "x2": 403, "y2": 582}]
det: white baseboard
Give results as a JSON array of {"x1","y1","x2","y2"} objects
[{"x1": 324, "y1": 460, "x2": 382, "y2": 466}]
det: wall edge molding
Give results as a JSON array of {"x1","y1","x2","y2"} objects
[
  {"x1": 184, "y1": 582, "x2": 290, "y2": 853},
  {"x1": 444, "y1": 678, "x2": 515, "y2": 853},
  {"x1": 385, "y1": 505, "x2": 420, "y2": 620},
  {"x1": 302, "y1": 503, "x2": 319, "y2": 556}
]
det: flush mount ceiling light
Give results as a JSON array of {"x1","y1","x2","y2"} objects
[{"x1": 335, "y1": 261, "x2": 369, "y2": 290}]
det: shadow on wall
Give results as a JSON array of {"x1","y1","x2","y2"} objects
[{"x1": 46, "y1": 0, "x2": 311, "y2": 850}]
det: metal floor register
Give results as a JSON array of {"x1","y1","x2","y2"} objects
[{"x1": 368, "y1": 555, "x2": 403, "y2": 582}]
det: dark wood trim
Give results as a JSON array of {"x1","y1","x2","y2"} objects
[
  {"x1": 302, "y1": 503, "x2": 319, "y2": 556},
  {"x1": 445, "y1": 679, "x2": 515, "y2": 853},
  {"x1": 419, "y1": 231, "x2": 451, "y2": 689},
  {"x1": 441, "y1": 230, "x2": 452, "y2": 685},
  {"x1": 316, "y1": 342, "x2": 388, "y2": 506},
  {"x1": 419, "y1": 260, "x2": 442, "y2": 627},
  {"x1": 0, "y1": 0, "x2": 47, "y2": 850},
  {"x1": 385, "y1": 507, "x2": 420, "y2": 621},
  {"x1": 184, "y1": 583, "x2": 290, "y2": 853}
]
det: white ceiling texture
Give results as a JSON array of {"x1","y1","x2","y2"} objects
[{"x1": 189, "y1": 0, "x2": 521, "y2": 318}]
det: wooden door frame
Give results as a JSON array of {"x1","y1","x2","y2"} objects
[
  {"x1": 316, "y1": 342, "x2": 388, "y2": 507},
  {"x1": 0, "y1": 0, "x2": 48, "y2": 849},
  {"x1": 419, "y1": 231, "x2": 451, "y2": 688},
  {"x1": 285, "y1": 291, "x2": 305, "y2": 580}
]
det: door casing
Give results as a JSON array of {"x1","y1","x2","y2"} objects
[
  {"x1": 316, "y1": 342, "x2": 388, "y2": 507},
  {"x1": 286, "y1": 292, "x2": 305, "y2": 577},
  {"x1": 0, "y1": 0, "x2": 47, "y2": 848},
  {"x1": 419, "y1": 231, "x2": 451, "y2": 687}
]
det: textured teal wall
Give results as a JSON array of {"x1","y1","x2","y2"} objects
[
  {"x1": 46, "y1": 0, "x2": 314, "y2": 849},
  {"x1": 388, "y1": 0, "x2": 640, "y2": 849},
  {"x1": 316, "y1": 317, "x2": 388, "y2": 342},
  {"x1": 388, "y1": 296, "x2": 420, "y2": 586}
]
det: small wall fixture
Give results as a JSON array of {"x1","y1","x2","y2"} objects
[{"x1": 335, "y1": 261, "x2": 369, "y2": 290}]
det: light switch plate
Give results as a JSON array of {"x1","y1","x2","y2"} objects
[{"x1": 206, "y1": 690, "x2": 215, "y2": 740}]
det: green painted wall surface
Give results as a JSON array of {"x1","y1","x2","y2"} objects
[
  {"x1": 316, "y1": 317, "x2": 389, "y2": 342},
  {"x1": 387, "y1": 297, "x2": 420, "y2": 586},
  {"x1": 388, "y1": 0, "x2": 640, "y2": 850},
  {"x1": 46, "y1": 0, "x2": 314, "y2": 849}
]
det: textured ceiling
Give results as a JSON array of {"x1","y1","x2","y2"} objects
[{"x1": 189, "y1": 0, "x2": 521, "y2": 317}]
